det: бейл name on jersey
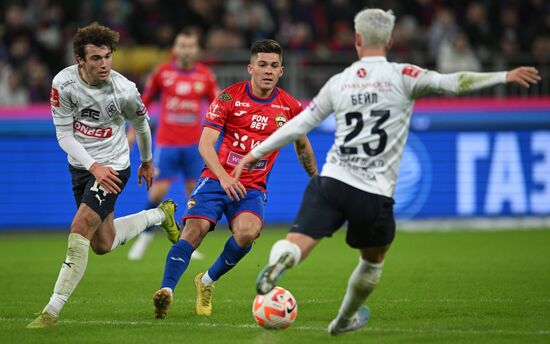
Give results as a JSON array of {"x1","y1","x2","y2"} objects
[{"x1": 351, "y1": 92, "x2": 378, "y2": 106}]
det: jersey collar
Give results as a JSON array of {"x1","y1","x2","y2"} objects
[
  {"x1": 245, "y1": 81, "x2": 278, "y2": 104},
  {"x1": 359, "y1": 56, "x2": 387, "y2": 63}
]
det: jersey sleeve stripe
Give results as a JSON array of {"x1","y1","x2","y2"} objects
[{"x1": 203, "y1": 121, "x2": 224, "y2": 131}]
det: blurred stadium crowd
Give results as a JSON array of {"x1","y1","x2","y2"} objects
[{"x1": 0, "y1": 0, "x2": 548, "y2": 105}]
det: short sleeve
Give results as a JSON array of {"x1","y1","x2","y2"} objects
[
  {"x1": 51, "y1": 78, "x2": 75, "y2": 126},
  {"x1": 123, "y1": 85, "x2": 149, "y2": 121},
  {"x1": 203, "y1": 92, "x2": 231, "y2": 131},
  {"x1": 400, "y1": 64, "x2": 442, "y2": 99}
]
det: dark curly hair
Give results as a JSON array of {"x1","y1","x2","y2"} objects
[
  {"x1": 250, "y1": 39, "x2": 283, "y2": 62},
  {"x1": 73, "y1": 22, "x2": 120, "y2": 60}
]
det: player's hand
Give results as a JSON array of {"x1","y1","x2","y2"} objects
[
  {"x1": 219, "y1": 173, "x2": 247, "y2": 202},
  {"x1": 232, "y1": 153, "x2": 259, "y2": 181},
  {"x1": 138, "y1": 160, "x2": 154, "y2": 191},
  {"x1": 506, "y1": 67, "x2": 541, "y2": 88},
  {"x1": 89, "y1": 162, "x2": 122, "y2": 194}
]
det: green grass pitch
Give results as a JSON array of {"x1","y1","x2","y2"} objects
[{"x1": 1, "y1": 227, "x2": 549, "y2": 343}]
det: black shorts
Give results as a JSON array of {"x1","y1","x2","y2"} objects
[
  {"x1": 290, "y1": 176, "x2": 396, "y2": 248},
  {"x1": 69, "y1": 165, "x2": 131, "y2": 221}
]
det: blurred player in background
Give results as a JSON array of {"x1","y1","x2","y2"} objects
[
  {"x1": 152, "y1": 39, "x2": 318, "y2": 319},
  {"x1": 27, "y1": 23, "x2": 181, "y2": 329},
  {"x1": 127, "y1": 28, "x2": 219, "y2": 261},
  {"x1": 234, "y1": 8, "x2": 540, "y2": 336}
]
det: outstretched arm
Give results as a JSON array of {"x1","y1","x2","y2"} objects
[
  {"x1": 293, "y1": 136, "x2": 318, "y2": 177},
  {"x1": 438, "y1": 67, "x2": 541, "y2": 95}
]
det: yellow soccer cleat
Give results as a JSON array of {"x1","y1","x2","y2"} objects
[
  {"x1": 194, "y1": 272, "x2": 214, "y2": 316},
  {"x1": 153, "y1": 288, "x2": 173, "y2": 319},
  {"x1": 158, "y1": 199, "x2": 181, "y2": 244},
  {"x1": 26, "y1": 312, "x2": 58, "y2": 329}
]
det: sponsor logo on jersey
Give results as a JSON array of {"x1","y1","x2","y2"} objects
[
  {"x1": 50, "y1": 88, "x2": 60, "y2": 107},
  {"x1": 226, "y1": 151, "x2": 268, "y2": 170},
  {"x1": 270, "y1": 104, "x2": 290, "y2": 111},
  {"x1": 235, "y1": 100, "x2": 250, "y2": 107},
  {"x1": 81, "y1": 108, "x2": 100, "y2": 120},
  {"x1": 206, "y1": 102, "x2": 222, "y2": 120},
  {"x1": 73, "y1": 121, "x2": 113, "y2": 138},
  {"x1": 356, "y1": 68, "x2": 367, "y2": 78},
  {"x1": 232, "y1": 132, "x2": 248, "y2": 149},
  {"x1": 218, "y1": 92, "x2": 232, "y2": 102},
  {"x1": 187, "y1": 198, "x2": 196, "y2": 209},
  {"x1": 234, "y1": 110, "x2": 247, "y2": 117},
  {"x1": 402, "y1": 65, "x2": 422, "y2": 78},
  {"x1": 105, "y1": 101, "x2": 117, "y2": 117},
  {"x1": 60, "y1": 80, "x2": 75, "y2": 90},
  {"x1": 275, "y1": 114, "x2": 287, "y2": 127},
  {"x1": 250, "y1": 114, "x2": 269, "y2": 130}
]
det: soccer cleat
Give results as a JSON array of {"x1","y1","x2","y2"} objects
[
  {"x1": 26, "y1": 312, "x2": 58, "y2": 329},
  {"x1": 327, "y1": 306, "x2": 371, "y2": 336},
  {"x1": 153, "y1": 288, "x2": 173, "y2": 319},
  {"x1": 194, "y1": 272, "x2": 214, "y2": 316},
  {"x1": 158, "y1": 200, "x2": 181, "y2": 244},
  {"x1": 255, "y1": 251, "x2": 295, "y2": 295}
]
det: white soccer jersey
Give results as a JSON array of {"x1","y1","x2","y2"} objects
[
  {"x1": 51, "y1": 65, "x2": 149, "y2": 170},
  {"x1": 312, "y1": 56, "x2": 442, "y2": 197}
]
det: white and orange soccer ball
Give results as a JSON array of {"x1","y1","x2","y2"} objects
[{"x1": 252, "y1": 286, "x2": 298, "y2": 329}]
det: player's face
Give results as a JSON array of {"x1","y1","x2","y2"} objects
[
  {"x1": 172, "y1": 34, "x2": 200, "y2": 68},
  {"x1": 76, "y1": 44, "x2": 112, "y2": 85},
  {"x1": 248, "y1": 52, "x2": 283, "y2": 96}
]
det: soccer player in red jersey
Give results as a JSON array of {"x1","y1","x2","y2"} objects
[
  {"x1": 127, "y1": 28, "x2": 219, "y2": 260},
  {"x1": 152, "y1": 39, "x2": 318, "y2": 319}
]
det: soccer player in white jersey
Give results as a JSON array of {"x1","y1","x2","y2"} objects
[
  {"x1": 234, "y1": 8, "x2": 540, "y2": 336},
  {"x1": 26, "y1": 23, "x2": 181, "y2": 329}
]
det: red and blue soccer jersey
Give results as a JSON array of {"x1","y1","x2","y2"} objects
[
  {"x1": 142, "y1": 61, "x2": 219, "y2": 146},
  {"x1": 202, "y1": 81, "x2": 303, "y2": 192}
]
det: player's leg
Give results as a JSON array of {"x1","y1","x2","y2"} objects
[
  {"x1": 256, "y1": 176, "x2": 345, "y2": 295},
  {"x1": 153, "y1": 177, "x2": 224, "y2": 319},
  {"x1": 28, "y1": 167, "x2": 107, "y2": 328},
  {"x1": 194, "y1": 190, "x2": 265, "y2": 316},
  {"x1": 127, "y1": 179, "x2": 171, "y2": 260},
  {"x1": 153, "y1": 218, "x2": 211, "y2": 319},
  {"x1": 328, "y1": 191, "x2": 395, "y2": 335},
  {"x1": 182, "y1": 144, "x2": 207, "y2": 261}
]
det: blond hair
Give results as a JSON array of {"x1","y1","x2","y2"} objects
[{"x1": 354, "y1": 8, "x2": 396, "y2": 46}]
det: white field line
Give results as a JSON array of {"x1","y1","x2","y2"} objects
[{"x1": 1, "y1": 317, "x2": 549, "y2": 336}]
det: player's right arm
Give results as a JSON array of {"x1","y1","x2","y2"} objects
[
  {"x1": 198, "y1": 127, "x2": 246, "y2": 201},
  {"x1": 51, "y1": 76, "x2": 122, "y2": 194},
  {"x1": 403, "y1": 65, "x2": 540, "y2": 99}
]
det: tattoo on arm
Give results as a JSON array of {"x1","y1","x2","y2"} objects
[{"x1": 295, "y1": 141, "x2": 318, "y2": 177}]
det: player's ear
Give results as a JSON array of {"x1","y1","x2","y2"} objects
[
  {"x1": 279, "y1": 65, "x2": 284, "y2": 78},
  {"x1": 75, "y1": 54, "x2": 84, "y2": 66},
  {"x1": 354, "y1": 32, "x2": 362, "y2": 49},
  {"x1": 386, "y1": 37, "x2": 393, "y2": 50},
  {"x1": 247, "y1": 63, "x2": 253, "y2": 75}
]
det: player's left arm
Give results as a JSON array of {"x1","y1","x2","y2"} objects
[
  {"x1": 293, "y1": 136, "x2": 318, "y2": 177},
  {"x1": 409, "y1": 66, "x2": 541, "y2": 98},
  {"x1": 124, "y1": 85, "x2": 154, "y2": 190}
]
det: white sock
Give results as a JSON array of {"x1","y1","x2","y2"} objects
[
  {"x1": 43, "y1": 233, "x2": 90, "y2": 317},
  {"x1": 268, "y1": 239, "x2": 301, "y2": 267},
  {"x1": 338, "y1": 258, "x2": 383, "y2": 320},
  {"x1": 111, "y1": 209, "x2": 164, "y2": 251},
  {"x1": 201, "y1": 271, "x2": 215, "y2": 286}
]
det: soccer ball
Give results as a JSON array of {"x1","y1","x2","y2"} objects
[{"x1": 252, "y1": 286, "x2": 298, "y2": 329}]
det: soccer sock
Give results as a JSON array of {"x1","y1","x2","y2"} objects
[
  {"x1": 43, "y1": 233, "x2": 90, "y2": 317},
  {"x1": 161, "y1": 239, "x2": 194, "y2": 290},
  {"x1": 110, "y1": 209, "x2": 164, "y2": 251},
  {"x1": 205, "y1": 236, "x2": 252, "y2": 284},
  {"x1": 143, "y1": 200, "x2": 161, "y2": 234},
  {"x1": 269, "y1": 239, "x2": 302, "y2": 267},
  {"x1": 338, "y1": 258, "x2": 383, "y2": 321}
]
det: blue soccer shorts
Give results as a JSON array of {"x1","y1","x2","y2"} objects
[
  {"x1": 183, "y1": 177, "x2": 267, "y2": 230},
  {"x1": 153, "y1": 145, "x2": 204, "y2": 182}
]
